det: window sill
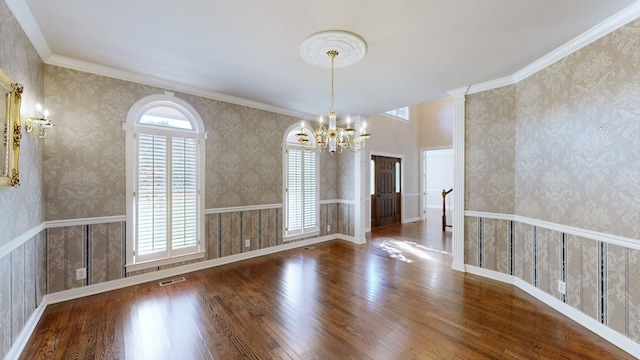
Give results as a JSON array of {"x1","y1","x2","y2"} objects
[
  {"x1": 125, "y1": 251, "x2": 206, "y2": 272},
  {"x1": 283, "y1": 231, "x2": 320, "y2": 242}
]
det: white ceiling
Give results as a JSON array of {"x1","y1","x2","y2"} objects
[{"x1": 9, "y1": 0, "x2": 640, "y2": 118}]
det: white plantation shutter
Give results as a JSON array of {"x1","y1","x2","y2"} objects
[
  {"x1": 303, "y1": 151, "x2": 317, "y2": 231},
  {"x1": 286, "y1": 148, "x2": 303, "y2": 236},
  {"x1": 137, "y1": 133, "x2": 168, "y2": 255},
  {"x1": 285, "y1": 142, "x2": 318, "y2": 238},
  {"x1": 171, "y1": 137, "x2": 198, "y2": 250}
]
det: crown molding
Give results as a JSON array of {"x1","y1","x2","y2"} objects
[
  {"x1": 447, "y1": 86, "x2": 469, "y2": 100},
  {"x1": 5, "y1": 0, "x2": 52, "y2": 60},
  {"x1": 467, "y1": 76, "x2": 515, "y2": 95},
  {"x1": 452, "y1": 0, "x2": 640, "y2": 95},
  {"x1": 512, "y1": 0, "x2": 640, "y2": 83},
  {"x1": 45, "y1": 55, "x2": 315, "y2": 120}
]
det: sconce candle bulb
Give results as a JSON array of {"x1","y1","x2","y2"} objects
[{"x1": 25, "y1": 102, "x2": 55, "y2": 138}]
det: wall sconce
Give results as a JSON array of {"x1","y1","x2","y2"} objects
[{"x1": 25, "y1": 103, "x2": 54, "y2": 138}]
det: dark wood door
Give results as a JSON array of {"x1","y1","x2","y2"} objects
[{"x1": 373, "y1": 156, "x2": 399, "y2": 228}]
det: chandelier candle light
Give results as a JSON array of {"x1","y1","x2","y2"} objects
[{"x1": 298, "y1": 31, "x2": 371, "y2": 154}]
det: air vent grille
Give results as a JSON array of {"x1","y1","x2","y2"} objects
[{"x1": 159, "y1": 277, "x2": 186, "y2": 286}]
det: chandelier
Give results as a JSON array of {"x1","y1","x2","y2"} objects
[{"x1": 298, "y1": 31, "x2": 371, "y2": 154}]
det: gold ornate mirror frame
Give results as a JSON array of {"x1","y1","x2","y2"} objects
[{"x1": 0, "y1": 67, "x2": 22, "y2": 188}]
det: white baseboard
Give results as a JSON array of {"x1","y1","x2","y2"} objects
[
  {"x1": 465, "y1": 265, "x2": 640, "y2": 358},
  {"x1": 402, "y1": 217, "x2": 422, "y2": 224},
  {"x1": 45, "y1": 234, "x2": 337, "y2": 305},
  {"x1": 340, "y1": 234, "x2": 367, "y2": 245},
  {"x1": 5, "y1": 301, "x2": 47, "y2": 360},
  {"x1": 451, "y1": 261, "x2": 465, "y2": 272}
]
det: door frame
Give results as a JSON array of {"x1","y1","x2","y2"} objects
[{"x1": 368, "y1": 151, "x2": 404, "y2": 231}]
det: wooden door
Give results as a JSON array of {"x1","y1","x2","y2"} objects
[{"x1": 372, "y1": 156, "x2": 400, "y2": 228}]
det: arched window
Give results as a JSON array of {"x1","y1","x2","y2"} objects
[
  {"x1": 124, "y1": 92, "x2": 206, "y2": 269},
  {"x1": 283, "y1": 124, "x2": 319, "y2": 239}
]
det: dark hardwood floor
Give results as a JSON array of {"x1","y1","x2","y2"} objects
[{"x1": 20, "y1": 219, "x2": 633, "y2": 359}]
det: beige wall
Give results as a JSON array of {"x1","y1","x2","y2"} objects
[
  {"x1": 464, "y1": 18, "x2": 640, "y2": 344},
  {"x1": 417, "y1": 96, "x2": 453, "y2": 149},
  {"x1": 366, "y1": 111, "x2": 421, "y2": 219}
]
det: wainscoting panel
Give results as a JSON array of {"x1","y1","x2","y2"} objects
[
  {"x1": 337, "y1": 203, "x2": 354, "y2": 237},
  {"x1": 495, "y1": 219, "x2": 510, "y2": 275},
  {"x1": 607, "y1": 243, "x2": 628, "y2": 337},
  {"x1": 482, "y1": 217, "x2": 497, "y2": 270},
  {"x1": 0, "y1": 231, "x2": 47, "y2": 359},
  {"x1": 520, "y1": 222, "x2": 535, "y2": 287},
  {"x1": 580, "y1": 237, "x2": 600, "y2": 322},
  {"x1": 0, "y1": 253, "x2": 11, "y2": 357},
  {"x1": 324, "y1": 203, "x2": 338, "y2": 236},
  {"x1": 242, "y1": 210, "x2": 260, "y2": 252},
  {"x1": 205, "y1": 208, "x2": 282, "y2": 261},
  {"x1": 220, "y1": 211, "x2": 241, "y2": 257},
  {"x1": 89, "y1": 222, "x2": 125, "y2": 285},
  {"x1": 260, "y1": 208, "x2": 279, "y2": 249},
  {"x1": 536, "y1": 227, "x2": 561, "y2": 298},
  {"x1": 566, "y1": 235, "x2": 585, "y2": 311},
  {"x1": 21, "y1": 204, "x2": 347, "y2": 300},
  {"x1": 467, "y1": 215, "x2": 640, "y2": 344},
  {"x1": 629, "y1": 248, "x2": 640, "y2": 342},
  {"x1": 465, "y1": 216, "x2": 479, "y2": 267},
  {"x1": 47, "y1": 226, "x2": 86, "y2": 293},
  {"x1": 10, "y1": 243, "x2": 25, "y2": 344}
]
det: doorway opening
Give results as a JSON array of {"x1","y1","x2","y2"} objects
[
  {"x1": 421, "y1": 148, "x2": 454, "y2": 231},
  {"x1": 371, "y1": 155, "x2": 401, "y2": 228}
]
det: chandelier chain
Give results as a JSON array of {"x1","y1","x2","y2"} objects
[{"x1": 328, "y1": 50, "x2": 338, "y2": 115}]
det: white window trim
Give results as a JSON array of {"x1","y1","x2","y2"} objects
[
  {"x1": 124, "y1": 91, "x2": 206, "y2": 270},
  {"x1": 383, "y1": 106, "x2": 410, "y2": 122},
  {"x1": 283, "y1": 123, "x2": 320, "y2": 241}
]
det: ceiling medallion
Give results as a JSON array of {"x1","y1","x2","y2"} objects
[{"x1": 299, "y1": 30, "x2": 367, "y2": 68}]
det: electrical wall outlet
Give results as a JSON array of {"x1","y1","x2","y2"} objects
[
  {"x1": 327, "y1": 225, "x2": 331, "y2": 232},
  {"x1": 245, "y1": 239, "x2": 250, "y2": 248},
  {"x1": 76, "y1": 267, "x2": 87, "y2": 280},
  {"x1": 557, "y1": 280, "x2": 566, "y2": 295}
]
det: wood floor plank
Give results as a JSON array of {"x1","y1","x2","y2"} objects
[{"x1": 19, "y1": 221, "x2": 635, "y2": 359}]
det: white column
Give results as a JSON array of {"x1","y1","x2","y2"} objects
[
  {"x1": 352, "y1": 115, "x2": 367, "y2": 244},
  {"x1": 448, "y1": 86, "x2": 469, "y2": 272}
]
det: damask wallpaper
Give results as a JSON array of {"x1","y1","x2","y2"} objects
[
  {"x1": 44, "y1": 66, "x2": 347, "y2": 220},
  {"x1": 465, "y1": 86, "x2": 516, "y2": 214},
  {"x1": 514, "y1": 18, "x2": 640, "y2": 239},
  {"x1": 0, "y1": 0, "x2": 44, "y2": 248}
]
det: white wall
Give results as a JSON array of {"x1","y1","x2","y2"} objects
[{"x1": 425, "y1": 148, "x2": 454, "y2": 211}]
